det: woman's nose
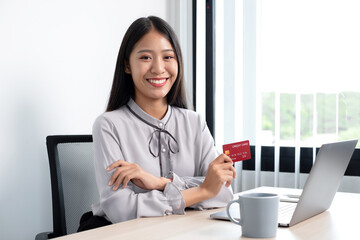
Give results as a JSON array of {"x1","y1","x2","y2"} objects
[{"x1": 151, "y1": 57, "x2": 165, "y2": 74}]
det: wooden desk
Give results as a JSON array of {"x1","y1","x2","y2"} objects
[{"x1": 54, "y1": 187, "x2": 360, "y2": 240}]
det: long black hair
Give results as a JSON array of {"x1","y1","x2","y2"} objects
[{"x1": 106, "y1": 16, "x2": 187, "y2": 112}]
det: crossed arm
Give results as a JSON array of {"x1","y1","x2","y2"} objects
[{"x1": 106, "y1": 153, "x2": 236, "y2": 207}]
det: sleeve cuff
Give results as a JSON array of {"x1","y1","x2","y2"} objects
[
  {"x1": 163, "y1": 181, "x2": 186, "y2": 215},
  {"x1": 167, "y1": 171, "x2": 205, "y2": 190},
  {"x1": 167, "y1": 171, "x2": 186, "y2": 191}
]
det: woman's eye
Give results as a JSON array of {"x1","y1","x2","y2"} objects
[
  {"x1": 164, "y1": 56, "x2": 175, "y2": 60},
  {"x1": 140, "y1": 56, "x2": 151, "y2": 60}
]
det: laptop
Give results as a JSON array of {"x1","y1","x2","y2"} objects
[{"x1": 210, "y1": 139, "x2": 358, "y2": 227}]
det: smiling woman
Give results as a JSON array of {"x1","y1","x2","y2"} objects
[{"x1": 80, "y1": 16, "x2": 236, "y2": 232}]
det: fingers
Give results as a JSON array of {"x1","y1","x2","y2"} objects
[
  {"x1": 107, "y1": 162, "x2": 143, "y2": 190},
  {"x1": 207, "y1": 155, "x2": 237, "y2": 188},
  {"x1": 219, "y1": 168, "x2": 235, "y2": 187},
  {"x1": 228, "y1": 163, "x2": 236, "y2": 179},
  {"x1": 211, "y1": 161, "x2": 236, "y2": 178},
  {"x1": 112, "y1": 168, "x2": 133, "y2": 190},
  {"x1": 107, "y1": 161, "x2": 128, "y2": 184},
  {"x1": 109, "y1": 167, "x2": 126, "y2": 190},
  {"x1": 112, "y1": 173, "x2": 123, "y2": 190},
  {"x1": 217, "y1": 153, "x2": 233, "y2": 163},
  {"x1": 119, "y1": 167, "x2": 138, "y2": 188},
  {"x1": 214, "y1": 154, "x2": 236, "y2": 178},
  {"x1": 106, "y1": 160, "x2": 127, "y2": 171},
  {"x1": 222, "y1": 170, "x2": 235, "y2": 187}
]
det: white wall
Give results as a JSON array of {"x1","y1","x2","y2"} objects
[{"x1": 0, "y1": 1, "x2": 187, "y2": 239}]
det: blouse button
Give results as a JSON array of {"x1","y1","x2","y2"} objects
[
  {"x1": 159, "y1": 122, "x2": 163, "y2": 128},
  {"x1": 161, "y1": 148, "x2": 166, "y2": 153}
]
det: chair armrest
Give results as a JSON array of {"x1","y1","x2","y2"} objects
[{"x1": 35, "y1": 232, "x2": 53, "y2": 240}]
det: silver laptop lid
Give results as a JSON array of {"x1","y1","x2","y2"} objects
[{"x1": 290, "y1": 139, "x2": 357, "y2": 226}]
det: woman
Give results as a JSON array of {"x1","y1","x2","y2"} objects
[{"x1": 90, "y1": 16, "x2": 236, "y2": 225}]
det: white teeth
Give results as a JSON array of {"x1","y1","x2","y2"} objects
[{"x1": 148, "y1": 79, "x2": 167, "y2": 84}]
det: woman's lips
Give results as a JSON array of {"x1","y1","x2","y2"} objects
[{"x1": 147, "y1": 78, "x2": 169, "y2": 87}]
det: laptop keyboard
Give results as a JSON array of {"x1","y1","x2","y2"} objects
[{"x1": 278, "y1": 202, "x2": 297, "y2": 224}]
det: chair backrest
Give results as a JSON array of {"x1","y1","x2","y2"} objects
[{"x1": 46, "y1": 135, "x2": 99, "y2": 238}]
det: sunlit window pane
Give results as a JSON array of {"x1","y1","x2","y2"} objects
[
  {"x1": 300, "y1": 94, "x2": 313, "y2": 141},
  {"x1": 339, "y1": 92, "x2": 360, "y2": 140},
  {"x1": 280, "y1": 94, "x2": 295, "y2": 141},
  {"x1": 316, "y1": 93, "x2": 336, "y2": 135}
]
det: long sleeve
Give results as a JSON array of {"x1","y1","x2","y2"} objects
[
  {"x1": 169, "y1": 116, "x2": 234, "y2": 209},
  {"x1": 170, "y1": 172, "x2": 233, "y2": 209},
  {"x1": 91, "y1": 114, "x2": 185, "y2": 223}
]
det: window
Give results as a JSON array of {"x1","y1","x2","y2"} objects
[
  {"x1": 208, "y1": 0, "x2": 360, "y2": 191},
  {"x1": 259, "y1": 0, "x2": 360, "y2": 147}
]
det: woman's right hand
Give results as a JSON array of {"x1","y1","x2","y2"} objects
[
  {"x1": 107, "y1": 160, "x2": 171, "y2": 191},
  {"x1": 199, "y1": 154, "x2": 236, "y2": 198}
]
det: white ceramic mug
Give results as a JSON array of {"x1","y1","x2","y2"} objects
[{"x1": 226, "y1": 192, "x2": 279, "y2": 238}]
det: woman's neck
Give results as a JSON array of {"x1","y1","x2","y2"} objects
[{"x1": 134, "y1": 97, "x2": 168, "y2": 120}]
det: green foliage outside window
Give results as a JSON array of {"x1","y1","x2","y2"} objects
[{"x1": 262, "y1": 91, "x2": 360, "y2": 146}]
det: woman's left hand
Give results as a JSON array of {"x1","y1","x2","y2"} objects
[{"x1": 106, "y1": 160, "x2": 171, "y2": 191}]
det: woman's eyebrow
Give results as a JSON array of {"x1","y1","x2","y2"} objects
[{"x1": 136, "y1": 49, "x2": 175, "y2": 54}]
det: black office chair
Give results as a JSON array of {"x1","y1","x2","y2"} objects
[{"x1": 36, "y1": 135, "x2": 99, "y2": 239}]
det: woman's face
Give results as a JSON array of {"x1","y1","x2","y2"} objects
[{"x1": 126, "y1": 29, "x2": 178, "y2": 105}]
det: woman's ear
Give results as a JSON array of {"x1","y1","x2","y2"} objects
[{"x1": 124, "y1": 61, "x2": 131, "y2": 74}]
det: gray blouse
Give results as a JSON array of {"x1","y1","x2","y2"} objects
[{"x1": 91, "y1": 98, "x2": 233, "y2": 223}]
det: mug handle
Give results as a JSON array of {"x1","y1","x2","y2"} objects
[{"x1": 226, "y1": 198, "x2": 242, "y2": 226}]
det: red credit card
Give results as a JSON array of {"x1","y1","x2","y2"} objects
[{"x1": 222, "y1": 140, "x2": 251, "y2": 162}]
